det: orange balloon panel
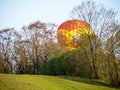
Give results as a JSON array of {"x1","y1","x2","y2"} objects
[{"x1": 57, "y1": 20, "x2": 93, "y2": 50}]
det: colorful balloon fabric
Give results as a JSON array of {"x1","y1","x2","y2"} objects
[{"x1": 57, "y1": 20, "x2": 93, "y2": 50}]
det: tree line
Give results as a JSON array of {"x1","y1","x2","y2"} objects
[{"x1": 0, "y1": 0, "x2": 120, "y2": 86}]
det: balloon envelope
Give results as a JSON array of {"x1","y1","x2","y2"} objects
[{"x1": 57, "y1": 20, "x2": 93, "y2": 50}]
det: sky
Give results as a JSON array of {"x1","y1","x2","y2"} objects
[{"x1": 0, "y1": 0, "x2": 120, "y2": 30}]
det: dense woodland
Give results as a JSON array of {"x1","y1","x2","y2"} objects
[{"x1": 0, "y1": 1, "x2": 120, "y2": 86}]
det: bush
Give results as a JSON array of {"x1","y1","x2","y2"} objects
[{"x1": 42, "y1": 48, "x2": 93, "y2": 79}]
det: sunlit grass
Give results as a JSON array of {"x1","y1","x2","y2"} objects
[{"x1": 0, "y1": 74, "x2": 119, "y2": 90}]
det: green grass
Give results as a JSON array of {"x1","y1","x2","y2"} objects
[{"x1": 0, "y1": 74, "x2": 119, "y2": 90}]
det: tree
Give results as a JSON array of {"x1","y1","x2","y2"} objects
[
  {"x1": 0, "y1": 28, "x2": 20, "y2": 73},
  {"x1": 105, "y1": 23, "x2": 120, "y2": 85},
  {"x1": 14, "y1": 40, "x2": 30, "y2": 74},
  {"x1": 14, "y1": 21, "x2": 57, "y2": 74},
  {"x1": 70, "y1": 0, "x2": 117, "y2": 79}
]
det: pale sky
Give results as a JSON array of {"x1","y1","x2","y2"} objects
[{"x1": 0, "y1": 0, "x2": 120, "y2": 30}]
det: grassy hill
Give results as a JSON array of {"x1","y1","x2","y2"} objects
[{"x1": 0, "y1": 74, "x2": 119, "y2": 90}]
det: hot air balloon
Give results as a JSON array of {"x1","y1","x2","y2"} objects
[{"x1": 57, "y1": 20, "x2": 93, "y2": 50}]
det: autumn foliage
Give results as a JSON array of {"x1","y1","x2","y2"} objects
[{"x1": 0, "y1": 1, "x2": 120, "y2": 86}]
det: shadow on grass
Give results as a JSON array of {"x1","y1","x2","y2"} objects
[{"x1": 59, "y1": 76, "x2": 120, "y2": 89}]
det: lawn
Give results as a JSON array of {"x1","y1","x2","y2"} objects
[{"x1": 0, "y1": 74, "x2": 119, "y2": 90}]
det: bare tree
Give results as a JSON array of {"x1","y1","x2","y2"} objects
[
  {"x1": 14, "y1": 21, "x2": 57, "y2": 74},
  {"x1": 105, "y1": 23, "x2": 120, "y2": 85},
  {"x1": 69, "y1": 0, "x2": 117, "y2": 79},
  {"x1": 0, "y1": 28, "x2": 20, "y2": 73}
]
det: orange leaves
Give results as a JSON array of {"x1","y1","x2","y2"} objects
[
  {"x1": 28, "y1": 21, "x2": 46, "y2": 30},
  {"x1": 0, "y1": 29, "x2": 9, "y2": 33}
]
